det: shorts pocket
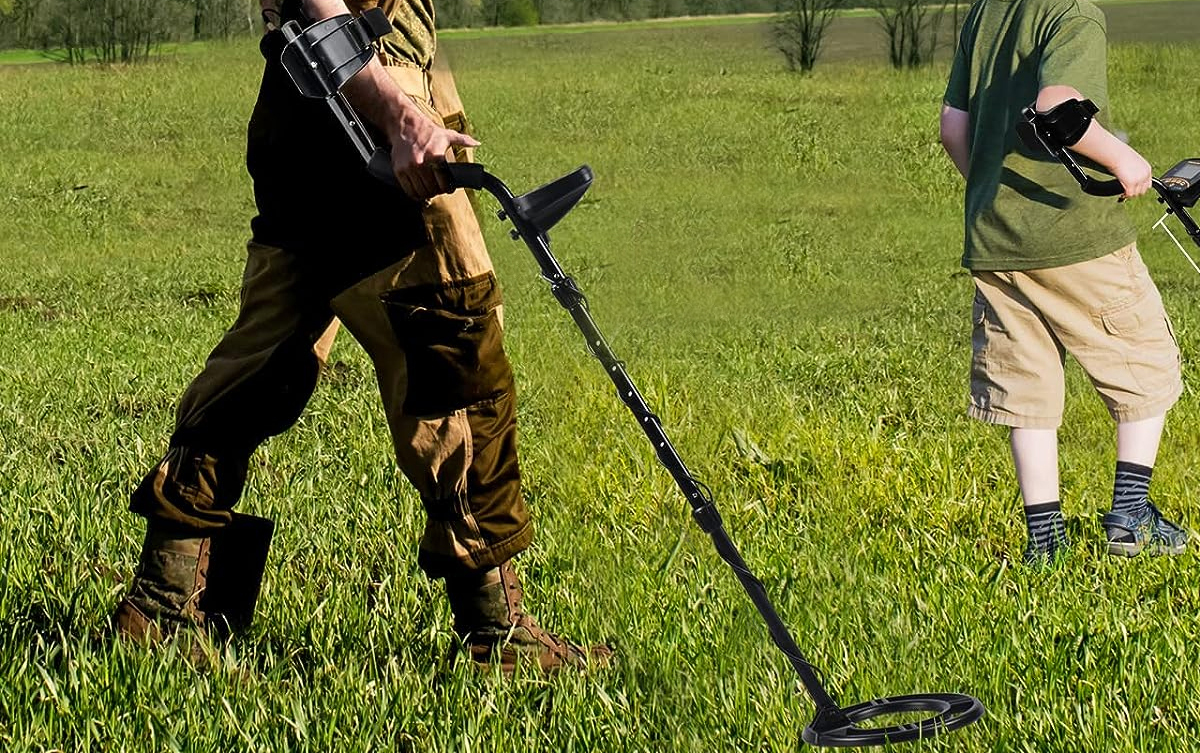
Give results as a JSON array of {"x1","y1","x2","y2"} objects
[
  {"x1": 970, "y1": 289, "x2": 994, "y2": 364},
  {"x1": 1099, "y1": 290, "x2": 1148, "y2": 336}
]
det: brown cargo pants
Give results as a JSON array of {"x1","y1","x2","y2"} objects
[{"x1": 129, "y1": 39, "x2": 532, "y2": 578}]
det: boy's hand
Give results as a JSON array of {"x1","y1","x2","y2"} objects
[{"x1": 1108, "y1": 148, "x2": 1153, "y2": 199}]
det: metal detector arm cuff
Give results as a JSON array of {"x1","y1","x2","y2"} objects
[
  {"x1": 280, "y1": 8, "x2": 400, "y2": 185},
  {"x1": 1018, "y1": 98, "x2": 1124, "y2": 197},
  {"x1": 279, "y1": 8, "x2": 392, "y2": 98},
  {"x1": 1031, "y1": 97, "x2": 1097, "y2": 146}
]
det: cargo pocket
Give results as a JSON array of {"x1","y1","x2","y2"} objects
[
  {"x1": 381, "y1": 273, "x2": 514, "y2": 417},
  {"x1": 970, "y1": 289, "x2": 993, "y2": 367},
  {"x1": 1099, "y1": 285, "x2": 1179, "y2": 398},
  {"x1": 969, "y1": 287, "x2": 1002, "y2": 413},
  {"x1": 1098, "y1": 290, "x2": 1148, "y2": 336}
]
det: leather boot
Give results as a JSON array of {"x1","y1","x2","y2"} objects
[
  {"x1": 112, "y1": 524, "x2": 211, "y2": 646},
  {"x1": 446, "y1": 560, "x2": 613, "y2": 674}
]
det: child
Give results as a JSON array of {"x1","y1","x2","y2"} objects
[{"x1": 938, "y1": 0, "x2": 1188, "y2": 562}]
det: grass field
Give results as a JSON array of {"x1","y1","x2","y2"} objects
[{"x1": 2, "y1": 12, "x2": 1200, "y2": 753}]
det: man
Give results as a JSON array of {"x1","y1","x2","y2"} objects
[{"x1": 113, "y1": 0, "x2": 613, "y2": 673}]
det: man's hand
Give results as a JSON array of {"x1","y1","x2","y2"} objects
[
  {"x1": 301, "y1": 0, "x2": 479, "y2": 202},
  {"x1": 385, "y1": 104, "x2": 479, "y2": 202},
  {"x1": 1036, "y1": 84, "x2": 1152, "y2": 200}
]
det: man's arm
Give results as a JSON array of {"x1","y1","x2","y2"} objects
[
  {"x1": 299, "y1": 0, "x2": 479, "y2": 200},
  {"x1": 1035, "y1": 85, "x2": 1151, "y2": 199},
  {"x1": 940, "y1": 104, "x2": 970, "y2": 180}
]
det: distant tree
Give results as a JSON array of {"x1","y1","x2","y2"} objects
[
  {"x1": 773, "y1": 0, "x2": 843, "y2": 73},
  {"x1": 480, "y1": 0, "x2": 539, "y2": 25},
  {"x1": 873, "y1": 0, "x2": 944, "y2": 68},
  {"x1": 196, "y1": 0, "x2": 254, "y2": 38},
  {"x1": 438, "y1": 0, "x2": 481, "y2": 28},
  {"x1": 44, "y1": 0, "x2": 186, "y2": 63}
]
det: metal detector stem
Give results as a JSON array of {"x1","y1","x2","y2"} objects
[{"x1": 473, "y1": 165, "x2": 844, "y2": 716}]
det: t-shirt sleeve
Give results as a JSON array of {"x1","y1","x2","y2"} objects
[
  {"x1": 1038, "y1": 8, "x2": 1109, "y2": 103},
  {"x1": 943, "y1": 35, "x2": 970, "y2": 110}
]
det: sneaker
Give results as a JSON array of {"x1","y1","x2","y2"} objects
[
  {"x1": 446, "y1": 561, "x2": 613, "y2": 675},
  {"x1": 1103, "y1": 500, "x2": 1188, "y2": 557}
]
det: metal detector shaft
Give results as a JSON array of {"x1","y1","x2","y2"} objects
[{"x1": 457, "y1": 165, "x2": 844, "y2": 716}]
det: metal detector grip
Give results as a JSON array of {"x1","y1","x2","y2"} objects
[
  {"x1": 443, "y1": 161, "x2": 487, "y2": 191},
  {"x1": 1081, "y1": 175, "x2": 1125, "y2": 197}
]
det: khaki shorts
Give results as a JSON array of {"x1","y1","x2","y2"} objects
[{"x1": 970, "y1": 243, "x2": 1182, "y2": 429}]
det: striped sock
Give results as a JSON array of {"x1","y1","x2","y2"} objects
[
  {"x1": 1112, "y1": 461, "x2": 1153, "y2": 518},
  {"x1": 1023, "y1": 501, "x2": 1067, "y2": 553}
]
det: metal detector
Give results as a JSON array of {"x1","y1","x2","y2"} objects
[
  {"x1": 1020, "y1": 100, "x2": 1200, "y2": 264},
  {"x1": 276, "y1": 12, "x2": 986, "y2": 746}
]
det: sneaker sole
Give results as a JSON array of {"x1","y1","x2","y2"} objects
[{"x1": 1106, "y1": 539, "x2": 1187, "y2": 557}]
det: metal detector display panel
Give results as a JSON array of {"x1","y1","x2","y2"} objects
[{"x1": 1162, "y1": 159, "x2": 1200, "y2": 207}]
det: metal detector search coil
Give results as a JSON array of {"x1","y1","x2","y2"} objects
[{"x1": 279, "y1": 17, "x2": 987, "y2": 747}]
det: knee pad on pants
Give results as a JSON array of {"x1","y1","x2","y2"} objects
[{"x1": 382, "y1": 273, "x2": 513, "y2": 417}]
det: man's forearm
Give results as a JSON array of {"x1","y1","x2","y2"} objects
[
  {"x1": 284, "y1": 0, "x2": 478, "y2": 199},
  {"x1": 297, "y1": 0, "x2": 422, "y2": 139}
]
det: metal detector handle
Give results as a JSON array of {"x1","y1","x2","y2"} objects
[
  {"x1": 364, "y1": 147, "x2": 484, "y2": 192},
  {"x1": 442, "y1": 161, "x2": 487, "y2": 190},
  {"x1": 1081, "y1": 174, "x2": 1125, "y2": 197}
]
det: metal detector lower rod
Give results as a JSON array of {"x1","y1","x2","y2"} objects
[{"x1": 479, "y1": 173, "x2": 844, "y2": 716}]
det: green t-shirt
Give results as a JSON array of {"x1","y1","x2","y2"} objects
[{"x1": 944, "y1": 0, "x2": 1136, "y2": 271}]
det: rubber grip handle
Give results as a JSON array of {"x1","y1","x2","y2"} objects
[
  {"x1": 442, "y1": 162, "x2": 486, "y2": 190},
  {"x1": 1083, "y1": 177, "x2": 1125, "y2": 197},
  {"x1": 366, "y1": 148, "x2": 486, "y2": 194}
]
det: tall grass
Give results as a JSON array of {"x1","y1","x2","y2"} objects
[{"x1": 0, "y1": 22, "x2": 1198, "y2": 753}]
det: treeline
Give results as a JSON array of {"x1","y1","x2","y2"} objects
[
  {"x1": 0, "y1": 0, "x2": 256, "y2": 61},
  {"x1": 0, "y1": 0, "x2": 958, "y2": 68},
  {"x1": 0, "y1": 0, "x2": 788, "y2": 61},
  {"x1": 439, "y1": 0, "x2": 788, "y2": 27}
]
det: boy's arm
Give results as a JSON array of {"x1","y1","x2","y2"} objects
[
  {"x1": 1034, "y1": 85, "x2": 1151, "y2": 198},
  {"x1": 292, "y1": 0, "x2": 479, "y2": 200},
  {"x1": 940, "y1": 104, "x2": 970, "y2": 179}
]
